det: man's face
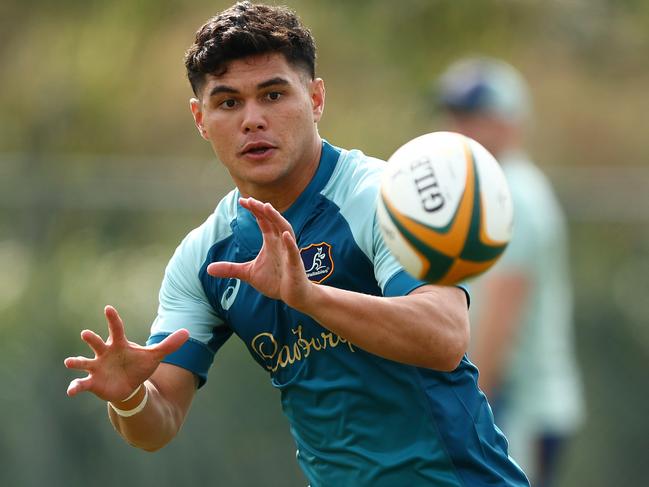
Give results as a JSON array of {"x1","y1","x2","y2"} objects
[{"x1": 190, "y1": 53, "x2": 325, "y2": 197}]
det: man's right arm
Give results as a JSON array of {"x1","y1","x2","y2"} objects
[
  {"x1": 108, "y1": 363, "x2": 198, "y2": 452},
  {"x1": 65, "y1": 305, "x2": 193, "y2": 451}
]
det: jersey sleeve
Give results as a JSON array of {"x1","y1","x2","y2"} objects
[{"x1": 147, "y1": 223, "x2": 232, "y2": 387}]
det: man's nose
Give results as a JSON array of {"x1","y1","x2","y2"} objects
[{"x1": 241, "y1": 103, "x2": 267, "y2": 132}]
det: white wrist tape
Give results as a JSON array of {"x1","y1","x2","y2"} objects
[
  {"x1": 109, "y1": 385, "x2": 149, "y2": 418},
  {"x1": 121, "y1": 384, "x2": 143, "y2": 402}
]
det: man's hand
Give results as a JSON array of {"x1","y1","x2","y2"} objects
[
  {"x1": 206, "y1": 197, "x2": 315, "y2": 310},
  {"x1": 64, "y1": 305, "x2": 189, "y2": 402}
]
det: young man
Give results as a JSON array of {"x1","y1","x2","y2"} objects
[
  {"x1": 65, "y1": 3, "x2": 529, "y2": 486},
  {"x1": 436, "y1": 57, "x2": 585, "y2": 487}
]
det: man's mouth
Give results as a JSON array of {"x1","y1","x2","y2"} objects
[
  {"x1": 241, "y1": 142, "x2": 276, "y2": 156},
  {"x1": 248, "y1": 147, "x2": 270, "y2": 155}
]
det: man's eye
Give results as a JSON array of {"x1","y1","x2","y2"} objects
[
  {"x1": 220, "y1": 99, "x2": 238, "y2": 109},
  {"x1": 267, "y1": 92, "x2": 282, "y2": 101}
]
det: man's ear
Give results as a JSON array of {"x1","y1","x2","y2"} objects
[
  {"x1": 190, "y1": 98, "x2": 209, "y2": 140},
  {"x1": 310, "y1": 78, "x2": 325, "y2": 123}
]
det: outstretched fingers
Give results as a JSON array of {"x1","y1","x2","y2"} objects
[
  {"x1": 242, "y1": 198, "x2": 277, "y2": 237},
  {"x1": 80, "y1": 329, "x2": 107, "y2": 356},
  {"x1": 206, "y1": 260, "x2": 250, "y2": 279},
  {"x1": 64, "y1": 355, "x2": 95, "y2": 371},
  {"x1": 282, "y1": 231, "x2": 303, "y2": 268},
  {"x1": 66, "y1": 376, "x2": 93, "y2": 397},
  {"x1": 151, "y1": 328, "x2": 190, "y2": 359},
  {"x1": 240, "y1": 197, "x2": 295, "y2": 239},
  {"x1": 104, "y1": 305, "x2": 127, "y2": 345},
  {"x1": 280, "y1": 230, "x2": 314, "y2": 308},
  {"x1": 261, "y1": 201, "x2": 296, "y2": 239}
]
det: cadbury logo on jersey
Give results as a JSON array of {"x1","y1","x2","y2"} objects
[{"x1": 299, "y1": 242, "x2": 334, "y2": 283}]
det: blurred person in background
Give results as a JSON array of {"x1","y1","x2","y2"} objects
[
  {"x1": 435, "y1": 57, "x2": 586, "y2": 487},
  {"x1": 63, "y1": 3, "x2": 530, "y2": 486}
]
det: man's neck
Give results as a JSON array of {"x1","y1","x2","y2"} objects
[{"x1": 239, "y1": 137, "x2": 323, "y2": 213}]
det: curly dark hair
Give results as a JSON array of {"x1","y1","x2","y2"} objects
[{"x1": 184, "y1": 1, "x2": 317, "y2": 97}]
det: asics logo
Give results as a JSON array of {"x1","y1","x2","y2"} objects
[{"x1": 220, "y1": 278, "x2": 241, "y2": 310}]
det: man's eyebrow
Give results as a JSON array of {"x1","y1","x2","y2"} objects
[
  {"x1": 208, "y1": 77, "x2": 291, "y2": 98},
  {"x1": 257, "y1": 77, "x2": 290, "y2": 90},
  {"x1": 208, "y1": 85, "x2": 239, "y2": 98}
]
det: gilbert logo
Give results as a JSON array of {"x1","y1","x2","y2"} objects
[
  {"x1": 410, "y1": 156, "x2": 445, "y2": 213},
  {"x1": 300, "y1": 242, "x2": 334, "y2": 283}
]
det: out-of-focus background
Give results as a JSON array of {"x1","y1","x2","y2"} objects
[{"x1": 1, "y1": 1, "x2": 648, "y2": 486}]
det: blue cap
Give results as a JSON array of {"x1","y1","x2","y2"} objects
[{"x1": 437, "y1": 57, "x2": 531, "y2": 123}]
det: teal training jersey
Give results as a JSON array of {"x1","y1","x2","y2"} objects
[{"x1": 147, "y1": 141, "x2": 529, "y2": 487}]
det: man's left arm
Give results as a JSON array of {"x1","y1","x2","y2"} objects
[
  {"x1": 207, "y1": 197, "x2": 469, "y2": 371},
  {"x1": 300, "y1": 282, "x2": 469, "y2": 371}
]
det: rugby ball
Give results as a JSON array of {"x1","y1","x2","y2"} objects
[{"x1": 377, "y1": 131, "x2": 513, "y2": 285}]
